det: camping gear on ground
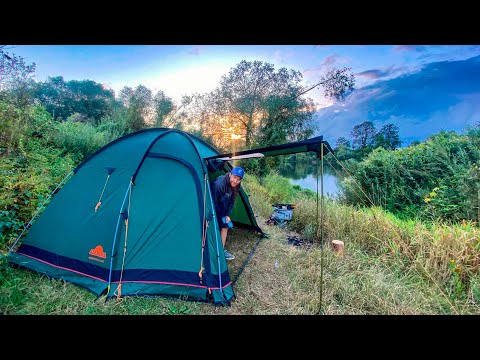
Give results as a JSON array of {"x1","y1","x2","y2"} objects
[
  {"x1": 287, "y1": 235, "x2": 313, "y2": 248},
  {"x1": 266, "y1": 204, "x2": 296, "y2": 227},
  {"x1": 9, "y1": 129, "x2": 333, "y2": 305}
]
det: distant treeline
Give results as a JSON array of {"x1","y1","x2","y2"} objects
[{"x1": 0, "y1": 47, "x2": 356, "y2": 157}]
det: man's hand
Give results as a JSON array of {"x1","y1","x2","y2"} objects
[{"x1": 225, "y1": 216, "x2": 231, "y2": 223}]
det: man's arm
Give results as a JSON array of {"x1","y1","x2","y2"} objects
[
  {"x1": 212, "y1": 177, "x2": 228, "y2": 218},
  {"x1": 225, "y1": 190, "x2": 239, "y2": 218}
]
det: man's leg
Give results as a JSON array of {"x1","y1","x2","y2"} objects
[
  {"x1": 221, "y1": 228, "x2": 235, "y2": 260},
  {"x1": 221, "y1": 228, "x2": 228, "y2": 247}
]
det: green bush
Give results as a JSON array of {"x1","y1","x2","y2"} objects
[
  {"x1": 51, "y1": 119, "x2": 109, "y2": 160},
  {"x1": 342, "y1": 131, "x2": 480, "y2": 223}
]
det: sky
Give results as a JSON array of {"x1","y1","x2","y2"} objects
[{"x1": 8, "y1": 44, "x2": 480, "y2": 145}]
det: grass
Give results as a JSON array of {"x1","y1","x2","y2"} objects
[
  {"x1": 2, "y1": 218, "x2": 477, "y2": 315},
  {"x1": 1, "y1": 174, "x2": 479, "y2": 315}
]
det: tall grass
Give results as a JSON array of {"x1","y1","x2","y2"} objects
[{"x1": 286, "y1": 184, "x2": 480, "y2": 309}]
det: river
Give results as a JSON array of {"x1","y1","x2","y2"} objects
[{"x1": 278, "y1": 162, "x2": 342, "y2": 198}]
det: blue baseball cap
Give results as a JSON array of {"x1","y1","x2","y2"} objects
[{"x1": 231, "y1": 166, "x2": 245, "y2": 179}]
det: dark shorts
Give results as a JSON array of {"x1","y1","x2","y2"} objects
[{"x1": 216, "y1": 214, "x2": 229, "y2": 229}]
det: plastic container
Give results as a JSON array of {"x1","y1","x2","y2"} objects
[{"x1": 222, "y1": 216, "x2": 234, "y2": 229}]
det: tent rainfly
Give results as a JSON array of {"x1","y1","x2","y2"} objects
[{"x1": 8, "y1": 128, "x2": 332, "y2": 305}]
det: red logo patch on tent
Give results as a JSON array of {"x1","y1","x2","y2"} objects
[{"x1": 88, "y1": 245, "x2": 106, "y2": 261}]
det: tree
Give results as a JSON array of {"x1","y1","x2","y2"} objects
[
  {"x1": 257, "y1": 93, "x2": 317, "y2": 147},
  {"x1": 200, "y1": 60, "x2": 355, "y2": 151},
  {"x1": 213, "y1": 60, "x2": 292, "y2": 147},
  {"x1": 118, "y1": 85, "x2": 153, "y2": 131},
  {"x1": 0, "y1": 46, "x2": 36, "y2": 106},
  {"x1": 0, "y1": 46, "x2": 36, "y2": 91},
  {"x1": 374, "y1": 123, "x2": 401, "y2": 150},
  {"x1": 152, "y1": 91, "x2": 194, "y2": 130},
  {"x1": 35, "y1": 76, "x2": 115, "y2": 122},
  {"x1": 0, "y1": 46, "x2": 38, "y2": 154},
  {"x1": 66, "y1": 79, "x2": 115, "y2": 123},
  {"x1": 180, "y1": 60, "x2": 356, "y2": 156},
  {"x1": 351, "y1": 121, "x2": 376, "y2": 149},
  {"x1": 335, "y1": 136, "x2": 351, "y2": 149},
  {"x1": 153, "y1": 90, "x2": 174, "y2": 127},
  {"x1": 319, "y1": 67, "x2": 355, "y2": 101}
]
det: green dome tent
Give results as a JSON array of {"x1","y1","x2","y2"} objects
[{"x1": 8, "y1": 128, "x2": 332, "y2": 305}]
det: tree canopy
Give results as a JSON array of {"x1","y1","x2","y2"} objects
[{"x1": 35, "y1": 76, "x2": 115, "y2": 123}]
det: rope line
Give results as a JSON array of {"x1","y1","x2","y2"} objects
[
  {"x1": 9, "y1": 170, "x2": 74, "y2": 252},
  {"x1": 114, "y1": 179, "x2": 133, "y2": 299},
  {"x1": 95, "y1": 173, "x2": 111, "y2": 212}
]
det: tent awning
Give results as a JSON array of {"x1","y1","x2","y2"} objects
[
  {"x1": 205, "y1": 136, "x2": 333, "y2": 161},
  {"x1": 217, "y1": 153, "x2": 265, "y2": 160}
]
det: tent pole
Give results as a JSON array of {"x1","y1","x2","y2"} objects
[
  {"x1": 106, "y1": 179, "x2": 132, "y2": 300},
  {"x1": 319, "y1": 143, "x2": 325, "y2": 314}
]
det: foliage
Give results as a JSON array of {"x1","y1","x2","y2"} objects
[
  {"x1": 341, "y1": 130, "x2": 480, "y2": 223},
  {"x1": 335, "y1": 136, "x2": 351, "y2": 148},
  {"x1": 196, "y1": 60, "x2": 348, "y2": 151},
  {"x1": 212, "y1": 60, "x2": 307, "y2": 147},
  {"x1": 0, "y1": 102, "x2": 55, "y2": 156},
  {"x1": 51, "y1": 118, "x2": 111, "y2": 161},
  {"x1": 374, "y1": 123, "x2": 402, "y2": 150},
  {"x1": 96, "y1": 102, "x2": 136, "y2": 140},
  {"x1": 319, "y1": 67, "x2": 355, "y2": 101},
  {"x1": 118, "y1": 85, "x2": 153, "y2": 130},
  {"x1": 260, "y1": 171, "x2": 297, "y2": 204},
  {"x1": 153, "y1": 90, "x2": 174, "y2": 127},
  {"x1": 256, "y1": 93, "x2": 317, "y2": 148},
  {"x1": 0, "y1": 141, "x2": 76, "y2": 248},
  {"x1": 351, "y1": 121, "x2": 376, "y2": 149},
  {"x1": 34, "y1": 76, "x2": 115, "y2": 123},
  {"x1": 0, "y1": 46, "x2": 36, "y2": 107}
]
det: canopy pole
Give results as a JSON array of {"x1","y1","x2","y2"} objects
[{"x1": 319, "y1": 143, "x2": 325, "y2": 314}]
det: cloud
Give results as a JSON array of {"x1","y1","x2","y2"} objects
[
  {"x1": 322, "y1": 54, "x2": 340, "y2": 67},
  {"x1": 302, "y1": 54, "x2": 350, "y2": 78},
  {"x1": 357, "y1": 69, "x2": 391, "y2": 80},
  {"x1": 314, "y1": 55, "x2": 480, "y2": 146},
  {"x1": 271, "y1": 49, "x2": 296, "y2": 65},
  {"x1": 393, "y1": 45, "x2": 427, "y2": 53},
  {"x1": 188, "y1": 46, "x2": 203, "y2": 56}
]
